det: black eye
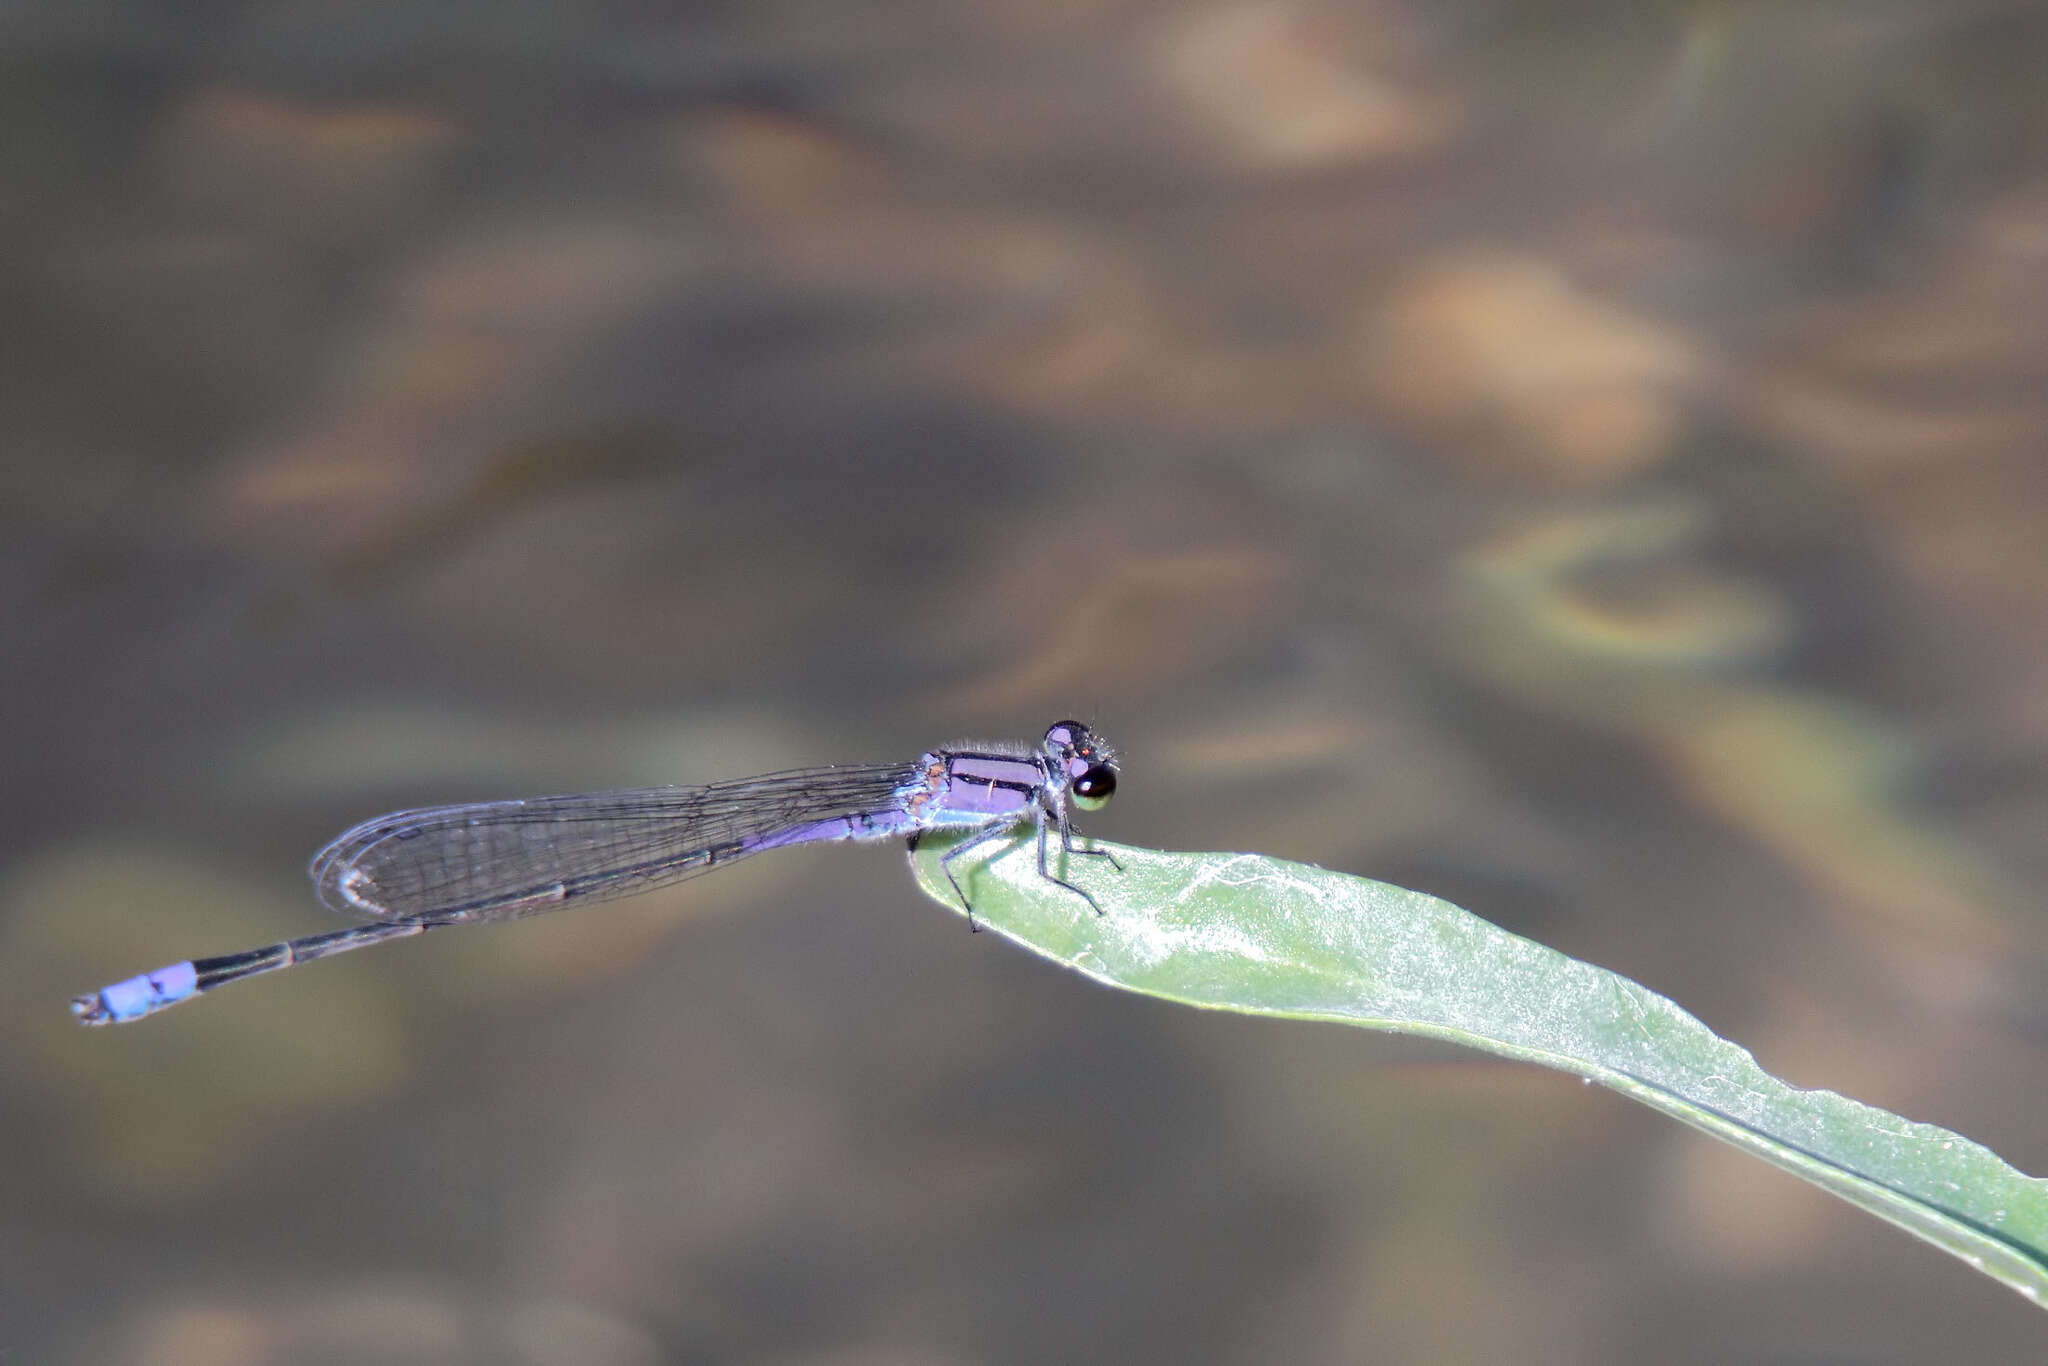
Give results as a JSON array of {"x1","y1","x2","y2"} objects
[{"x1": 1071, "y1": 764, "x2": 1116, "y2": 811}]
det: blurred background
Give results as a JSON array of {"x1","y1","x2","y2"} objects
[{"x1": 5, "y1": 1, "x2": 2048, "y2": 1361}]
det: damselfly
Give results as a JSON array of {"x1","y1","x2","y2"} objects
[{"x1": 73, "y1": 720, "x2": 1120, "y2": 1025}]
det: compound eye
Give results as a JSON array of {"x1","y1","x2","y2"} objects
[{"x1": 1071, "y1": 763, "x2": 1116, "y2": 812}]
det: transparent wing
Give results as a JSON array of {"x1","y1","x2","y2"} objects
[{"x1": 308, "y1": 761, "x2": 922, "y2": 924}]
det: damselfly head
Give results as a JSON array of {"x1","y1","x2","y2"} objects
[{"x1": 1045, "y1": 719, "x2": 1118, "y2": 811}]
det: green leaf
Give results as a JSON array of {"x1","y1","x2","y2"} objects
[{"x1": 912, "y1": 834, "x2": 2048, "y2": 1306}]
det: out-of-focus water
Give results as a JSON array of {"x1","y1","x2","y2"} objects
[{"x1": 6, "y1": 3, "x2": 2048, "y2": 1361}]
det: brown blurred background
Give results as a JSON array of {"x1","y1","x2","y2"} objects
[{"x1": 6, "y1": 1, "x2": 2048, "y2": 1361}]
